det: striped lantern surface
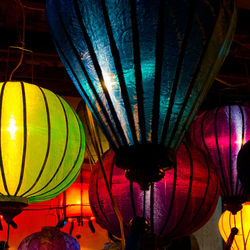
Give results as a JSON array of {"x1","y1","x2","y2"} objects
[
  {"x1": 0, "y1": 81, "x2": 85, "y2": 204},
  {"x1": 46, "y1": 0, "x2": 236, "y2": 188},
  {"x1": 189, "y1": 105, "x2": 250, "y2": 212},
  {"x1": 89, "y1": 143, "x2": 219, "y2": 247}
]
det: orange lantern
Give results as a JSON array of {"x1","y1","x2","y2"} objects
[
  {"x1": 218, "y1": 202, "x2": 250, "y2": 249},
  {"x1": 58, "y1": 169, "x2": 95, "y2": 233}
]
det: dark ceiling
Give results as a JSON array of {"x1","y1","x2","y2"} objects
[{"x1": 0, "y1": 0, "x2": 250, "y2": 113}]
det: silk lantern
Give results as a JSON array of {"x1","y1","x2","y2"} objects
[
  {"x1": 189, "y1": 105, "x2": 250, "y2": 213},
  {"x1": 0, "y1": 81, "x2": 85, "y2": 224},
  {"x1": 58, "y1": 169, "x2": 95, "y2": 232},
  {"x1": 46, "y1": 0, "x2": 236, "y2": 189},
  {"x1": 18, "y1": 226, "x2": 80, "y2": 250},
  {"x1": 218, "y1": 202, "x2": 250, "y2": 250},
  {"x1": 89, "y1": 143, "x2": 219, "y2": 248}
]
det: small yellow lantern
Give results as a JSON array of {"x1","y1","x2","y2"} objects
[
  {"x1": 0, "y1": 81, "x2": 85, "y2": 224},
  {"x1": 218, "y1": 202, "x2": 250, "y2": 249}
]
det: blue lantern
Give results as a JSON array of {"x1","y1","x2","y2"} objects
[{"x1": 46, "y1": 0, "x2": 236, "y2": 189}]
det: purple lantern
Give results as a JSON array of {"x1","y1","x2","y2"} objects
[
  {"x1": 18, "y1": 227, "x2": 80, "y2": 250},
  {"x1": 89, "y1": 142, "x2": 219, "y2": 247},
  {"x1": 189, "y1": 105, "x2": 250, "y2": 213}
]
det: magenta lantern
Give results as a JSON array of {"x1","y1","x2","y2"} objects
[
  {"x1": 189, "y1": 105, "x2": 250, "y2": 213},
  {"x1": 18, "y1": 227, "x2": 80, "y2": 250},
  {"x1": 89, "y1": 143, "x2": 219, "y2": 247}
]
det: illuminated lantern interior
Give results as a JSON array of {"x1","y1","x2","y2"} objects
[
  {"x1": 60, "y1": 169, "x2": 94, "y2": 221},
  {"x1": 218, "y1": 202, "x2": 250, "y2": 250},
  {"x1": 46, "y1": 0, "x2": 236, "y2": 189}
]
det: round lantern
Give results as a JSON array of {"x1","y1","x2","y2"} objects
[
  {"x1": 89, "y1": 143, "x2": 219, "y2": 248},
  {"x1": 189, "y1": 105, "x2": 250, "y2": 213},
  {"x1": 0, "y1": 81, "x2": 85, "y2": 224},
  {"x1": 218, "y1": 202, "x2": 250, "y2": 250},
  {"x1": 46, "y1": 0, "x2": 236, "y2": 189},
  {"x1": 18, "y1": 226, "x2": 80, "y2": 250}
]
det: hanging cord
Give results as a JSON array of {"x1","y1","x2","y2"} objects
[
  {"x1": 86, "y1": 108, "x2": 125, "y2": 250},
  {"x1": 8, "y1": 0, "x2": 26, "y2": 81}
]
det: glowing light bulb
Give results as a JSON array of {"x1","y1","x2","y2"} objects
[{"x1": 7, "y1": 114, "x2": 18, "y2": 140}]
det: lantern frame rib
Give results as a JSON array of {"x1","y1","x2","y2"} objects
[
  {"x1": 151, "y1": 0, "x2": 165, "y2": 144},
  {"x1": 14, "y1": 82, "x2": 27, "y2": 196},
  {"x1": 130, "y1": 0, "x2": 146, "y2": 142}
]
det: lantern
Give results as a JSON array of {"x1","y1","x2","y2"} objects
[
  {"x1": 0, "y1": 81, "x2": 85, "y2": 224},
  {"x1": 58, "y1": 169, "x2": 95, "y2": 233},
  {"x1": 237, "y1": 139, "x2": 250, "y2": 197},
  {"x1": 218, "y1": 202, "x2": 250, "y2": 250},
  {"x1": 46, "y1": 0, "x2": 236, "y2": 189},
  {"x1": 89, "y1": 143, "x2": 219, "y2": 248},
  {"x1": 18, "y1": 226, "x2": 80, "y2": 250},
  {"x1": 189, "y1": 105, "x2": 250, "y2": 213},
  {"x1": 76, "y1": 101, "x2": 110, "y2": 164}
]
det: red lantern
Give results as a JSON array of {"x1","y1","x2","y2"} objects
[
  {"x1": 189, "y1": 105, "x2": 250, "y2": 213},
  {"x1": 18, "y1": 227, "x2": 80, "y2": 250},
  {"x1": 89, "y1": 143, "x2": 219, "y2": 247},
  {"x1": 57, "y1": 168, "x2": 95, "y2": 234}
]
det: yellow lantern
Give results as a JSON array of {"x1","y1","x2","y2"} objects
[
  {"x1": 0, "y1": 81, "x2": 85, "y2": 224},
  {"x1": 218, "y1": 202, "x2": 250, "y2": 249}
]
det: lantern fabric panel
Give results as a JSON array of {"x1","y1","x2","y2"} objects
[
  {"x1": 189, "y1": 105, "x2": 249, "y2": 204},
  {"x1": 46, "y1": 0, "x2": 236, "y2": 151},
  {"x1": 58, "y1": 169, "x2": 94, "y2": 220},
  {"x1": 89, "y1": 143, "x2": 219, "y2": 243},
  {"x1": 18, "y1": 226, "x2": 80, "y2": 250},
  {"x1": 218, "y1": 202, "x2": 250, "y2": 250},
  {"x1": 0, "y1": 81, "x2": 85, "y2": 203}
]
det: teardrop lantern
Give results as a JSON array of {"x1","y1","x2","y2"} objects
[
  {"x1": 46, "y1": 0, "x2": 236, "y2": 189},
  {"x1": 0, "y1": 81, "x2": 85, "y2": 224},
  {"x1": 89, "y1": 143, "x2": 219, "y2": 248},
  {"x1": 18, "y1": 226, "x2": 80, "y2": 250},
  {"x1": 189, "y1": 105, "x2": 250, "y2": 213},
  {"x1": 218, "y1": 202, "x2": 250, "y2": 250}
]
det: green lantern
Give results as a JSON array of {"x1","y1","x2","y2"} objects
[{"x1": 0, "y1": 81, "x2": 85, "y2": 224}]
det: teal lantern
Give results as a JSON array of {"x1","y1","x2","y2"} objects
[{"x1": 46, "y1": 0, "x2": 236, "y2": 189}]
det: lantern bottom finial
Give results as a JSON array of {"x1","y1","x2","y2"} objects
[
  {"x1": 115, "y1": 145, "x2": 176, "y2": 190},
  {"x1": 0, "y1": 196, "x2": 29, "y2": 225},
  {"x1": 223, "y1": 198, "x2": 245, "y2": 215}
]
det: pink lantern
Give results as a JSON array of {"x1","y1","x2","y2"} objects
[
  {"x1": 89, "y1": 142, "x2": 219, "y2": 247},
  {"x1": 189, "y1": 105, "x2": 250, "y2": 213}
]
